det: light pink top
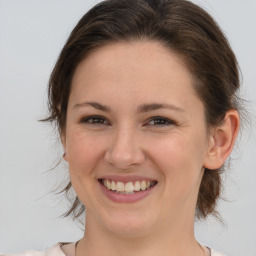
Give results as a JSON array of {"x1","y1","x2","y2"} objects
[{"x1": 1, "y1": 242, "x2": 227, "y2": 256}]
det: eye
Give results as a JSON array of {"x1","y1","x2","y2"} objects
[
  {"x1": 146, "y1": 116, "x2": 175, "y2": 127},
  {"x1": 80, "y1": 115, "x2": 109, "y2": 125}
]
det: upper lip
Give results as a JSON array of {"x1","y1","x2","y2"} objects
[{"x1": 98, "y1": 175, "x2": 157, "y2": 183}]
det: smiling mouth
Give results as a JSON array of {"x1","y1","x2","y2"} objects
[{"x1": 98, "y1": 179, "x2": 157, "y2": 195}]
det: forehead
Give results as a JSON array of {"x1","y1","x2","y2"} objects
[
  {"x1": 73, "y1": 41, "x2": 190, "y2": 77},
  {"x1": 69, "y1": 41, "x2": 203, "y2": 113}
]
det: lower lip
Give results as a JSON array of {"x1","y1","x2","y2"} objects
[{"x1": 99, "y1": 181, "x2": 156, "y2": 203}]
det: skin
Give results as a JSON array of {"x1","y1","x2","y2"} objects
[{"x1": 62, "y1": 41, "x2": 239, "y2": 256}]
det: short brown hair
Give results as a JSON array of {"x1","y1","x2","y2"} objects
[{"x1": 42, "y1": 0, "x2": 241, "y2": 220}]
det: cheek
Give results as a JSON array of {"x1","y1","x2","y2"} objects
[
  {"x1": 153, "y1": 136, "x2": 192, "y2": 174},
  {"x1": 65, "y1": 131, "x2": 109, "y2": 206},
  {"x1": 152, "y1": 134, "x2": 206, "y2": 194},
  {"x1": 66, "y1": 130, "x2": 107, "y2": 177}
]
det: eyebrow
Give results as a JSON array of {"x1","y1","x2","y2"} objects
[{"x1": 73, "y1": 101, "x2": 185, "y2": 113}]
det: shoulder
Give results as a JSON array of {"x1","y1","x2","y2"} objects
[
  {"x1": 1, "y1": 243, "x2": 65, "y2": 256},
  {"x1": 210, "y1": 248, "x2": 228, "y2": 256}
]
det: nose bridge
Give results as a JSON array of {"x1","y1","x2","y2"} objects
[{"x1": 104, "y1": 123, "x2": 145, "y2": 169}]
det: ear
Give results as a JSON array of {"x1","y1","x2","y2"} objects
[
  {"x1": 203, "y1": 109, "x2": 240, "y2": 170},
  {"x1": 61, "y1": 133, "x2": 68, "y2": 162}
]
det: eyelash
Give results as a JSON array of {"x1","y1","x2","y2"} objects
[
  {"x1": 79, "y1": 115, "x2": 175, "y2": 127},
  {"x1": 80, "y1": 116, "x2": 109, "y2": 125}
]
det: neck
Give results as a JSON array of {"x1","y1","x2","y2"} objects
[{"x1": 76, "y1": 211, "x2": 204, "y2": 256}]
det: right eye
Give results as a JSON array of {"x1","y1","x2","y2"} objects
[{"x1": 80, "y1": 115, "x2": 109, "y2": 125}]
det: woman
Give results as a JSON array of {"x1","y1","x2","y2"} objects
[{"x1": 5, "y1": 0, "x2": 241, "y2": 255}]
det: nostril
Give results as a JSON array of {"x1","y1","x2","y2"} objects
[{"x1": 104, "y1": 141, "x2": 146, "y2": 169}]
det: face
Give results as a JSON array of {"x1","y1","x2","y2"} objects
[{"x1": 63, "y1": 41, "x2": 211, "y2": 237}]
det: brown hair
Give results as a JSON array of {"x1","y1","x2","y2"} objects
[{"x1": 42, "y1": 0, "x2": 241, "y2": 220}]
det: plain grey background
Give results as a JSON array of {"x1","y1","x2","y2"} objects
[{"x1": 0, "y1": 0, "x2": 255, "y2": 255}]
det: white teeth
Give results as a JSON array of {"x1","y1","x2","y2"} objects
[
  {"x1": 106, "y1": 180, "x2": 111, "y2": 190},
  {"x1": 102, "y1": 179, "x2": 155, "y2": 194},
  {"x1": 141, "y1": 181, "x2": 146, "y2": 191},
  {"x1": 124, "y1": 182, "x2": 134, "y2": 193},
  {"x1": 116, "y1": 181, "x2": 125, "y2": 192},
  {"x1": 111, "y1": 181, "x2": 116, "y2": 191},
  {"x1": 134, "y1": 181, "x2": 140, "y2": 191}
]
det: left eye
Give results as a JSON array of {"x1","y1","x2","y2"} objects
[
  {"x1": 80, "y1": 115, "x2": 109, "y2": 125},
  {"x1": 147, "y1": 117, "x2": 175, "y2": 126}
]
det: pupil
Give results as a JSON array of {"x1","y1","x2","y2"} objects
[
  {"x1": 155, "y1": 119, "x2": 165, "y2": 124},
  {"x1": 94, "y1": 118, "x2": 103, "y2": 123}
]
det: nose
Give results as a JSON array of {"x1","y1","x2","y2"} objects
[{"x1": 104, "y1": 126, "x2": 146, "y2": 170}]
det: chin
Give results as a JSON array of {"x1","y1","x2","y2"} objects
[{"x1": 101, "y1": 210, "x2": 157, "y2": 238}]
